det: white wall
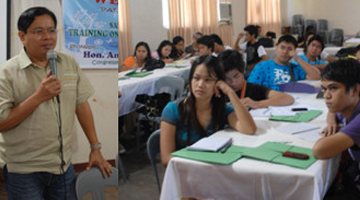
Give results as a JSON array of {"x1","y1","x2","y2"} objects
[
  {"x1": 231, "y1": 0, "x2": 246, "y2": 41},
  {"x1": 128, "y1": 0, "x2": 168, "y2": 53},
  {"x1": 281, "y1": 0, "x2": 360, "y2": 35},
  {"x1": 0, "y1": 1, "x2": 8, "y2": 65}
]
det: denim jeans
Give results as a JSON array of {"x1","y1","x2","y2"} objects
[{"x1": 3, "y1": 164, "x2": 77, "y2": 200}]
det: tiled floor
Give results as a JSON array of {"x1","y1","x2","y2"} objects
[{"x1": 119, "y1": 149, "x2": 165, "y2": 200}]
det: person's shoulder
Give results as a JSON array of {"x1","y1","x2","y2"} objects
[
  {"x1": 1, "y1": 51, "x2": 29, "y2": 72},
  {"x1": 255, "y1": 59, "x2": 273, "y2": 67},
  {"x1": 247, "y1": 82, "x2": 269, "y2": 90},
  {"x1": 298, "y1": 54, "x2": 307, "y2": 60},
  {"x1": 57, "y1": 51, "x2": 77, "y2": 62}
]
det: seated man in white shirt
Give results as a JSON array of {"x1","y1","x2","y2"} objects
[{"x1": 210, "y1": 34, "x2": 232, "y2": 57}]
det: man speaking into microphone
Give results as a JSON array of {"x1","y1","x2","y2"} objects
[{"x1": 0, "y1": 7, "x2": 112, "y2": 199}]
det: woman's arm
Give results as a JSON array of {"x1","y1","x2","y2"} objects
[
  {"x1": 160, "y1": 121, "x2": 177, "y2": 167},
  {"x1": 215, "y1": 80, "x2": 256, "y2": 134}
]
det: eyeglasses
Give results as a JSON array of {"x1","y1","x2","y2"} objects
[{"x1": 28, "y1": 28, "x2": 58, "y2": 36}]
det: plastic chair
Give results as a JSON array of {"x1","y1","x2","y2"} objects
[
  {"x1": 147, "y1": 129, "x2": 161, "y2": 193},
  {"x1": 116, "y1": 152, "x2": 127, "y2": 183},
  {"x1": 304, "y1": 19, "x2": 317, "y2": 36},
  {"x1": 76, "y1": 167, "x2": 118, "y2": 200},
  {"x1": 328, "y1": 29, "x2": 344, "y2": 47},
  {"x1": 291, "y1": 14, "x2": 304, "y2": 35},
  {"x1": 317, "y1": 19, "x2": 328, "y2": 32},
  {"x1": 258, "y1": 38, "x2": 274, "y2": 48},
  {"x1": 136, "y1": 76, "x2": 185, "y2": 150}
]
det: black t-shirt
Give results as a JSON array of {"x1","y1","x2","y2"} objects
[
  {"x1": 246, "y1": 42, "x2": 262, "y2": 64},
  {"x1": 235, "y1": 82, "x2": 270, "y2": 100}
]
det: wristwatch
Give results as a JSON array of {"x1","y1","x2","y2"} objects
[{"x1": 91, "y1": 142, "x2": 101, "y2": 149}]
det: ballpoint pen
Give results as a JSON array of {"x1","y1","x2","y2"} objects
[{"x1": 221, "y1": 140, "x2": 232, "y2": 153}]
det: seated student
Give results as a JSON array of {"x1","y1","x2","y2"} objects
[
  {"x1": 152, "y1": 40, "x2": 174, "y2": 63},
  {"x1": 299, "y1": 32, "x2": 337, "y2": 63},
  {"x1": 185, "y1": 31, "x2": 203, "y2": 56},
  {"x1": 172, "y1": 36, "x2": 187, "y2": 60},
  {"x1": 266, "y1": 31, "x2": 276, "y2": 40},
  {"x1": 297, "y1": 25, "x2": 316, "y2": 48},
  {"x1": 196, "y1": 35, "x2": 215, "y2": 56},
  {"x1": 294, "y1": 35, "x2": 328, "y2": 70},
  {"x1": 233, "y1": 25, "x2": 268, "y2": 76},
  {"x1": 210, "y1": 34, "x2": 232, "y2": 57},
  {"x1": 313, "y1": 59, "x2": 360, "y2": 199},
  {"x1": 218, "y1": 50, "x2": 294, "y2": 109},
  {"x1": 160, "y1": 55, "x2": 256, "y2": 166},
  {"x1": 247, "y1": 35, "x2": 321, "y2": 91},
  {"x1": 356, "y1": 45, "x2": 360, "y2": 62},
  {"x1": 120, "y1": 41, "x2": 151, "y2": 72}
]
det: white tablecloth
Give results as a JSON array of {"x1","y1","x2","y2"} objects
[
  {"x1": 118, "y1": 61, "x2": 191, "y2": 116},
  {"x1": 160, "y1": 92, "x2": 340, "y2": 200}
]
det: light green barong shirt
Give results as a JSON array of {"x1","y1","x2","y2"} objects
[{"x1": 0, "y1": 48, "x2": 94, "y2": 174}]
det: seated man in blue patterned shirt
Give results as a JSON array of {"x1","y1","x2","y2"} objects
[{"x1": 247, "y1": 35, "x2": 321, "y2": 91}]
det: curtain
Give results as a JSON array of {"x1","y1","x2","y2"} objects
[
  {"x1": 11, "y1": 0, "x2": 63, "y2": 57},
  {"x1": 119, "y1": 0, "x2": 132, "y2": 65},
  {"x1": 246, "y1": 0, "x2": 281, "y2": 38},
  {"x1": 168, "y1": 0, "x2": 233, "y2": 47}
]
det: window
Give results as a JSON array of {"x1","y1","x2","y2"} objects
[
  {"x1": 218, "y1": 2, "x2": 232, "y2": 24},
  {"x1": 162, "y1": 0, "x2": 170, "y2": 29}
]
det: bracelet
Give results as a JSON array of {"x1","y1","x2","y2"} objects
[{"x1": 91, "y1": 142, "x2": 101, "y2": 149}]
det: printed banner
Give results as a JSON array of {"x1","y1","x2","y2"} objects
[{"x1": 63, "y1": 0, "x2": 118, "y2": 69}]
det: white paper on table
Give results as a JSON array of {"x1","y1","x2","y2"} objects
[
  {"x1": 187, "y1": 137, "x2": 232, "y2": 152},
  {"x1": 276, "y1": 122, "x2": 320, "y2": 134},
  {"x1": 295, "y1": 128, "x2": 323, "y2": 142}
]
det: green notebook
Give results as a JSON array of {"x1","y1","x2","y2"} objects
[
  {"x1": 125, "y1": 70, "x2": 153, "y2": 77},
  {"x1": 269, "y1": 110, "x2": 322, "y2": 122},
  {"x1": 242, "y1": 142, "x2": 317, "y2": 169},
  {"x1": 171, "y1": 145, "x2": 248, "y2": 165}
]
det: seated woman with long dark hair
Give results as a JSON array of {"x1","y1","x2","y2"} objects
[
  {"x1": 160, "y1": 55, "x2": 257, "y2": 166},
  {"x1": 120, "y1": 41, "x2": 151, "y2": 72}
]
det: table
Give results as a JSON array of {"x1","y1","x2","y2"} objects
[
  {"x1": 118, "y1": 60, "x2": 191, "y2": 117},
  {"x1": 345, "y1": 38, "x2": 360, "y2": 47},
  {"x1": 160, "y1": 92, "x2": 340, "y2": 200}
]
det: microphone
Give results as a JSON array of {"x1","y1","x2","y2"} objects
[
  {"x1": 47, "y1": 50, "x2": 57, "y2": 77},
  {"x1": 46, "y1": 50, "x2": 60, "y2": 103}
]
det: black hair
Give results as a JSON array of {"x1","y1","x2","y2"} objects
[
  {"x1": 210, "y1": 34, "x2": 224, "y2": 46},
  {"x1": 244, "y1": 25, "x2": 258, "y2": 38},
  {"x1": 178, "y1": 55, "x2": 226, "y2": 144},
  {"x1": 133, "y1": 41, "x2": 152, "y2": 62},
  {"x1": 321, "y1": 59, "x2": 360, "y2": 92},
  {"x1": 218, "y1": 49, "x2": 245, "y2": 74},
  {"x1": 304, "y1": 35, "x2": 325, "y2": 54},
  {"x1": 173, "y1": 36, "x2": 184, "y2": 45},
  {"x1": 193, "y1": 32, "x2": 203, "y2": 39},
  {"x1": 18, "y1": 7, "x2": 57, "y2": 33},
  {"x1": 197, "y1": 35, "x2": 215, "y2": 52},
  {"x1": 277, "y1": 35, "x2": 297, "y2": 48},
  {"x1": 356, "y1": 44, "x2": 360, "y2": 52},
  {"x1": 266, "y1": 31, "x2": 276, "y2": 39},
  {"x1": 156, "y1": 40, "x2": 173, "y2": 59}
]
